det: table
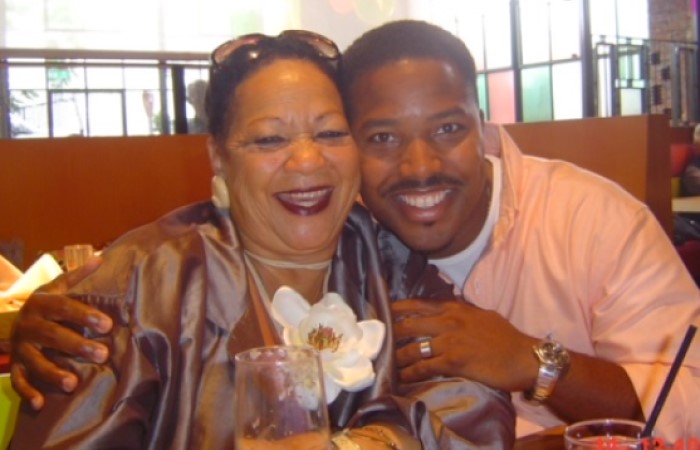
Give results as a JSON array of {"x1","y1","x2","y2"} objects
[
  {"x1": 514, "y1": 426, "x2": 565, "y2": 450},
  {"x1": 673, "y1": 196, "x2": 700, "y2": 213}
]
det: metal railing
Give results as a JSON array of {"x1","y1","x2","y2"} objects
[{"x1": 1, "y1": 39, "x2": 698, "y2": 140}]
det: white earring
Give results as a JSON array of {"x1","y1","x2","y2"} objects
[{"x1": 211, "y1": 175, "x2": 230, "y2": 209}]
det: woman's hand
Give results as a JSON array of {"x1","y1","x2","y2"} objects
[{"x1": 10, "y1": 256, "x2": 113, "y2": 410}]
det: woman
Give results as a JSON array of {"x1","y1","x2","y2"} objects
[{"x1": 9, "y1": 31, "x2": 514, "y2": 449}]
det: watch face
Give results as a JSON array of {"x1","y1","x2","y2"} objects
[{"x1": 538, "y1": 341, "x2": 570, "y2": 368}]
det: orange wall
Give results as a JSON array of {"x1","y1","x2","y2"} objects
[{"x1": 0, "y1": 115, "x2": 674, "y2": 269}]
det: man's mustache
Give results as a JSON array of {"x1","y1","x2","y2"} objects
[{"x1": 382, "y1": 174, "x2": 465, "y2": 196}]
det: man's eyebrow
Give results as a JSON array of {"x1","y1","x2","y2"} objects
[
  {"x1": 357, "y1": 107, "x2": 468, "y2": 131},
  {"x1": 429, "y1": 107, "x2": 467, "y2": 121},
  {"x1": 358, "y1": 117, "x2": 397, "y2": 130}
]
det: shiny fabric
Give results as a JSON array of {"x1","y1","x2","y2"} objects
[
  {"x1": 10, "y1": 202, "x2": 514, "y2": 449},
  {"x1": 459, "y1": 125, "x2": 700, "y2": 440}
]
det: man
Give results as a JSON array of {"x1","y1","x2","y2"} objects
[
  {"x1": 186, "y1": 79, "x2": 208, "y2": 134},
  {"x1": 340, "y1": 20, "x2": 699, "y2": 440},
  {"x1": 11, "y1": 20, "x2": 700, "y2": 440}
]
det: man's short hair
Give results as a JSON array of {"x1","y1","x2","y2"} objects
[{"x1": 340, "y1": 20, "x2": 478, "y2": 121}]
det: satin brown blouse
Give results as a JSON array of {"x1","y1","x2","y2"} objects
[{"x1": 10, "y1": 202, "x2": 514, "y2": 449}]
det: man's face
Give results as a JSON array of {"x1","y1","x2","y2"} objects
[{"x1": 349, "y1": 58, "x2": 492, "y2": 258}]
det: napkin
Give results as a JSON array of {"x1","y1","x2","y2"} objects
[
  {"x1": 0, "y1": 255, "x2": 22, "y2": 292},
  {"x1": 0, "y1": 253, "x2": 63, "y2": 302},
  {"x1": 0, "y1": 253, "x2": 63, "y2": 341}
]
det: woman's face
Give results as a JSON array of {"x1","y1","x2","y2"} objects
[{"x1": 210, "y1": 59, "x2": 360, "y2": 262}]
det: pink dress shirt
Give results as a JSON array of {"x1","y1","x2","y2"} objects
[{"x1": 466, "y1": 125, "x2": 700, "y2": 441}]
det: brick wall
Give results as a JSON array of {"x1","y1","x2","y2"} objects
[
  {"x1": 650, "y1": 0, "x2": 694, "y2": 42},
  {"x1": 648, "y1": 0, "x2": 696, "y2": 120}
]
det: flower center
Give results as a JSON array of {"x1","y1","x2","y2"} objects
[{"x1": 307, "y1": 324, "x2": 343, "y2": 352}]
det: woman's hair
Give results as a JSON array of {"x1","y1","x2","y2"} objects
[
  {"x1": 340, "y1": 20, "x2": 478, "y2": 122},
  {"x1": 206, "y1": 34, "x2": 340, "y2": 144}
]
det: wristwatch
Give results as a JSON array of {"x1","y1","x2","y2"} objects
[{"x1": 524, "y1": 335, "x2": 570, "y2": 403}]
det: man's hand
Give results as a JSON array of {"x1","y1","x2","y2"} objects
[
  {"x1": 392, "y1": 299, "x2": 538, "y2": 392},
  {"x1": 10, "y1": 256, "x2": 112, "y2": 410},
  {"x1": 393, "y1": 299, "x2": 644, "y2": 422}
]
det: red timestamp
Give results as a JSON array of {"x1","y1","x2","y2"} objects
[{"x1": 592, "y1": 437, "x2": 700, "y2": 449}]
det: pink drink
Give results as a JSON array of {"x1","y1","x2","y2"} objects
[
  {"x1": 566, "y1": 435, "x2": 643, "y2": 449},
  {"x1": 564, "y1": 419, "x2": 646, "y2": 450}
]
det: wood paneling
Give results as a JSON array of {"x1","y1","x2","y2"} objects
[
  {"x1": 504, "y1": 115, "x2": 674, "y2": 237},
  {"x1": 0, "y1": 135, "x2": 211, "y2": 268}
]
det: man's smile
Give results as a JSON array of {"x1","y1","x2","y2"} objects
[{"x1": 397, "y1": 189, "x2": 451, "y2": 209}]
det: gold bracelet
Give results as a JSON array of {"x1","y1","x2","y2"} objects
[
  {"x1": 331, "y1": 430, "x2": 362, "y2": 450},
  {"x1": 348, "y1": 425, "x2": 400, "y2": 449}
]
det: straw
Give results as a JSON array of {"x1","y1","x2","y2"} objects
[{"x1": 640, "y1": 324, "x2": 697, "y2": 438}]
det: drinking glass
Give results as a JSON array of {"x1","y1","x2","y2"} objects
[
  {"x1": 564, "y1": 418, "x2": 646, "y2": 449},
  {"x1": 234, "y1": 345, "x2": 330, "y2": 450},
  {"x1": 63, "y1": 244, "x2": 94, "y2": 271}
]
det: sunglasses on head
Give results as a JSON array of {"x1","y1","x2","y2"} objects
[{"x1": 210, "y1": 30, "x2": 340, "y2": 72}]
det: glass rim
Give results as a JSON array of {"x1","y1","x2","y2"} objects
[
  {"x1": 564, "y1": 418, "x2": 648, "y2": 444},
  {"x1": 564, "y1": 418, "x2": 646, "y2": 431}
]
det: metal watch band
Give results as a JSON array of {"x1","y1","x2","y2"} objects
[
  {"x1": 524, "y1": 336, "x2": 570, "y2": 403},
  {"x1": 528, "y1": 362, "x2": 561, "y2": 402}
]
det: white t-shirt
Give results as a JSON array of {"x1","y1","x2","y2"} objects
[{"x1": 430, "y1": 155, "x2": 502, "y2": 291}]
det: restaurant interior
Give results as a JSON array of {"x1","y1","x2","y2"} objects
[{"x1": 0, "y1": 0, "x2": 699, "y2": 448}]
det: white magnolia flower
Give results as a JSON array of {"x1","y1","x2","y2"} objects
[{"x1": 270, "y1": 286, "x2": 385, "y2": 403}]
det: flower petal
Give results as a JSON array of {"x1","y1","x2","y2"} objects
[
  {"x1": 270, "y1": 286, "x2": 311, "y2": 328},
  {"x1": 323, "y1": 372, "x2": 342, "y2": 403},
  {"x1": 356, "y1": 320, "x2": 385, "y2": 360},
  {"x1": 329, "y1": 349, "x2": 362, "y2": 367},
  {"x1": 331, "y1": 356, "x2": 375, "y2": 391},
  {"x1": 318, "y1": 293, "x2": 356, "y2": 318},
  {"x1": 282, "y1": 328, "x2": 305, "y2": 346}
]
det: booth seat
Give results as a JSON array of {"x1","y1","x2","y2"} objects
[
  {"x1": 670, "y1": 142, "x2": 700, "y2": 285},
  {"x1": 671, "y1": 142, "x2": 696, "y2": 197}
]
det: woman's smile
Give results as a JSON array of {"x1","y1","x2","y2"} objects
[{"x1": 275, "y1": 186, "x2": 333, "y2": 216}]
